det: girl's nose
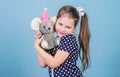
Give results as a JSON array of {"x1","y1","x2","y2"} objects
[{"x1": 61, "y1": 27, "x2": 65, "y2": 32}]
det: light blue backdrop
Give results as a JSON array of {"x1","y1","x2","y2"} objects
[{"x1": 0, "y1": 0, "x2": 120, "y2": 77}]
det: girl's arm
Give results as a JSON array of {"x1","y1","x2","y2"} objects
[
  {"x1": 34, "y1": 35, "x2": 69, "y2": 69},
  {"x1": 34, "y1": 35, "x2": 47, "y2": 68},
  {"x1": 37, "y1": 54, "x2": 47, "y2": 68}
]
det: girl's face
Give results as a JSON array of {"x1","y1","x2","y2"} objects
[{"x1": 55, "y1": 16, "x2": 75, "y2": 38}]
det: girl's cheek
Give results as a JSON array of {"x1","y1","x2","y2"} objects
[
  {"x1": 55, "y1": 26, "x2": 59, "y2": 32},
  {"x1": 56, "y1": 24, "x2": 60, "y2": 30},
  {"x1": 57, "y1": 25, "x2": 61, "y2": 30}
]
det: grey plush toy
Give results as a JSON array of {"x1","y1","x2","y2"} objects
[
  {"x1": 31, "y1": 9, "x2": 60, "y2": 53},
  {"x1": 39, "y1": 21, "x2": 59, "y2": 50}
]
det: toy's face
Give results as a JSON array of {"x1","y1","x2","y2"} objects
[{"x1": 39, "y1": 22, "x2": 53, "y2": 34}]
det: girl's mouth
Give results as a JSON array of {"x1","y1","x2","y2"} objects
[{"x1": 58, "y1": 31, "x2": 66, "y2": 36}]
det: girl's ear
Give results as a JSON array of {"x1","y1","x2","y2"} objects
[{"x1": 50, "y1": 16, "x2": 57, "y2": 25}]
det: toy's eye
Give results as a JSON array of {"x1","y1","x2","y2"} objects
[
  {"x1": 43, "y1": 26, "x2": 45, "y2": 28},
  {"x1": 48, "y1": 27, "x2": 51, "y2": 30}
]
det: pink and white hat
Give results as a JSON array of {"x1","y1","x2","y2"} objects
[{"x1": 40, "y1": 8, "x2": 50, "y2": 24}]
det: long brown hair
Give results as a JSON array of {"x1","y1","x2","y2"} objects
[
  {"x1": 79, "y1": 12, "x2": 90, "y2": 72},
  {"x1": 56, "y1": 5, "x2": 90, "y2": 72}
]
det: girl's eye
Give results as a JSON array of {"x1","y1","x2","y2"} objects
[
  {"x1": 59, "y1": 23, "x2": 62, "y2": 26},
  {"x1": 58, "y1": 23, "x2": 63, "y2": 27},
  {"x1": 66, "y1": 26, "x2": 71, "y2": 29}
]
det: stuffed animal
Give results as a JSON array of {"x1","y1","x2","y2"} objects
[{"x1": 31, "y1": 8, "x2": 60, "y2": 52}]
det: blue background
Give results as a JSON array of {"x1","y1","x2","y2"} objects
[{"x1": 0, "y1": 0, "x2": 120, "y2": 77}]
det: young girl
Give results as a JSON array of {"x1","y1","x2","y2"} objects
[{"x1": 34, "y1": 5, "x2": 90, "y2": 77}]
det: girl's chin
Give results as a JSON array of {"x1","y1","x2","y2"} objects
[
  {"x1": 58, "y1": 34, "x2": 65, "y2": 38},
  {"x1": 57, "y1": 32, "x2": 66, "y2": 37}
]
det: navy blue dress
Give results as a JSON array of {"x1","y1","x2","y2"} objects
[{"x1": 49, "y1": 34, "x2": 83, "y2": 77}]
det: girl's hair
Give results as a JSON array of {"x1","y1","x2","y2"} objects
[{"x1": 56, "y1": 5, "x2": 90, "y2": 72}]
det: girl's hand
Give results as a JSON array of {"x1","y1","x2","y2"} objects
[{"x1": 34, "y1": 35, "x2": 44, "y2": 49}]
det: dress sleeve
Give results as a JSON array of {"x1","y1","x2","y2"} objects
[{"x1": 58, "y1": 34, "x2": 78, "y2": 53}]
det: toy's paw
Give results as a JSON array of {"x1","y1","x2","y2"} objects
[
  {"x1": 31, "y1": 18, "x2": 41, "y2": 31},
  {"x1": 41, "y1": 39, "x2": 49, "y2": 49},
  {"x1": 56, "y1": 38, "x2": 60, "y2": 45},
  {"x1": 54, "y1": 38, "x2": 60, "y2": 47},
  {"x1": 41, "y1": 39, "x2": 55, "y2": 50}
]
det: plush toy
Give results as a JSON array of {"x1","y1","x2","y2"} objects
[{"x1": 31, "y1": 8, "x2": 60, "y2": 52}]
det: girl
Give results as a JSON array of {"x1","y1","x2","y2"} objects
[{"x1": 34, "y1": 5, "x2": 90, "y2": 77}]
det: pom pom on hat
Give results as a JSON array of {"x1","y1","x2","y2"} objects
[{"x1": 40, "y1": 8, "x2": 50, "y2": 24}]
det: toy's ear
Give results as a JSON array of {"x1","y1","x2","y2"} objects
[
  {"x1": 50, "y1": 16, "x2": 57, "y2": 26},
  {"x1": 31, "y1": 18, "x2": 41, "y2": 31}
]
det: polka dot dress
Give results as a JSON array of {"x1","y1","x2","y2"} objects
[{"x1": 49, "y1": 34, "x2": 83, "y2": 77}]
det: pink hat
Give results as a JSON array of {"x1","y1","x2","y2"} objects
[{"x1": 40, "y1": 8, "x2": 50, "y2": 24}]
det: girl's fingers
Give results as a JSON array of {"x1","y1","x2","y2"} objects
[
  {"x1": 39, "y1": 35, "x2": 44, "y2": 40},
  {"x1": 34, "y1": 35, "x2": 41, "y2": 39}
]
